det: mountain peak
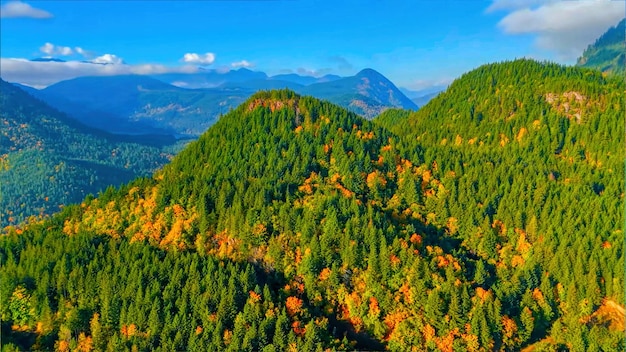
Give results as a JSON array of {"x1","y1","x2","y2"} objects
[
  {"x1": 242, "y1": 89, "x2": 300, "y2": 113},
  {"x1": 355, "y1": 68, "x2": 385, "y2": 79},
  {"x1": 298, "y1": 68, "x2": 417, "y2": 117}
]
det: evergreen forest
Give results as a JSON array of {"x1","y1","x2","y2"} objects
[{"x1": 1, "y1": 59, "x2": 623, "y2": 351}]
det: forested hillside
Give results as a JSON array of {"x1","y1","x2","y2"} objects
[
  {"x1": 1, "y1": 59, "x2": 624, "y2": 351},
  {"x1": 577, "y1": 18, "x2": 625, "y2": 76},
  {"x1": 0, "y1": 79, "x2": 175, "y2": 227},
  {"x1": 377, "y1": 59, "x2": 625, "y2": 350}
]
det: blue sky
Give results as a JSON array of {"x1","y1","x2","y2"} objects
[{"x1": 0, "y1": 0, "x2": 623, "y2": 89}]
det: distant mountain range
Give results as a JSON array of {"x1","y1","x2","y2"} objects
[
  {"x1": 577, "y1": 18, "x2": 625, "y2": 76},
  {"x1": 152, "y1": 67, "x2": 420, "y2": 120},
  {"x1": 153, "y1": 68, "x2": 343, "y2": 88},
  {"x1": 12, "y1": 68, "x2": 417, "y2": 138},
  {"x1": 269, "y1": 73, "x2": 342, "y2": 85},
  {"x1": 299, "y1": 68, "x2": 418, "y2": 117},
  {"x1": 25, "y1": 75, "x2": 231, "y2": 137},
  {"x1": 399, "y1": 85, "x2": 447, "y2": 107},
  {"x1": 153, "y1": 67, "x2": 269, "y2": 88}
]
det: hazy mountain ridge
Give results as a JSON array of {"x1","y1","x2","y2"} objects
[
  {"x1": 299, "y1": 69, "x2": 418, "y2": 117},
  {"x1": 153, "y1": 68, "x2": 342, "y2": 89},
  {"x1": 18, "y1": 75, "x2": 244, "y2": 137},
  {"x1": 268, "y1": 73, "x2": 342, "y2": 86},
  {"x1": 10, "y1": 68, "x2": 416, "y2": 137}
]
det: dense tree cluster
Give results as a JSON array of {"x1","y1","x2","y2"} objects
[
  {"x1": 1, "y1": 59, "x2": 623, "y2": 351},
  {"x1": 378, "y1": 59, "x2": 624, "y2": 350},
  {"x1": 1, "y1": 225, "x2": 342, "y2": 351}
]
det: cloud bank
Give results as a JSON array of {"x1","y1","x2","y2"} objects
[
  {"x1": 1, "y1": 43, "x2": 222, "y2": 87},
  {"x1": 0, "y1": 1, "x2": 53, "y2": 18},
  {"x1": 0, "y1": 58, "x2": 199, "y2": 88},
  {"x1": 491, "y1": 0, "x2": 624, "y2": 60}
]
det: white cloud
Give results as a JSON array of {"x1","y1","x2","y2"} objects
[
  {"x1": 231, "y1": 60, "x2": 253, "y2": 68},
  {"x1": 58, "y1": 46, "x2": 73, "y2": 56},
  {"x1": 74, "y1": 47, "x2": 92, "y2": 58},
  {"x1": 90, "y1": 54, "x2": 124, "y2": 65},
  {"x1": 0, "y1": 58, "x2": 200, "y2": 87},
  {"x1": 181, "y1": 52, "x2": 216, "y2": 65},
  {"x1": 493, "y1": 0, "x2": 624, "y2": 60},
  {"x1": 39, "y1": 42, "x2": 74, "y2": 56},
  {"x1": 39, "y1": 42, "x2": 54, "y2": 55},
  {"x1": 0, "y1": 1, "x2": 53, "y2": 18}
]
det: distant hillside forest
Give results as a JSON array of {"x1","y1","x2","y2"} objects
[{"x1": 577, "y1": 18, "x2": 625, "y2": 76}]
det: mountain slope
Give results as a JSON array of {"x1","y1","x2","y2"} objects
[
  {"x1": 378, "y1": 59, "x2": 624, "y2": 351},
  {"x1": 0, "y1": 79, "x2": 174, "y2": 227},
  {"x1": 577, "y1": 18, "x2": 625, "y2": 75},
  {"x1": 1, "y1": 90, "x2": 465, "y2": 351},
  {"x1": 43, "y1": 74, "x2": 178, "y2": 100},
  {"x1": 23, "y1": 81, "x2": 176, "y2": 136},
  {"x1": 10, "y1": 83, "x2": 40, "y2": 96},
  {"x1": 300, "y1": 68, "x2": 418, "y2": 118},
  {"x1": 2, "y1": 59, "x2": 623, "y2": 351},
  {"x1": 28, "y1": 75, "x2": 247, "y2": 136}
]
